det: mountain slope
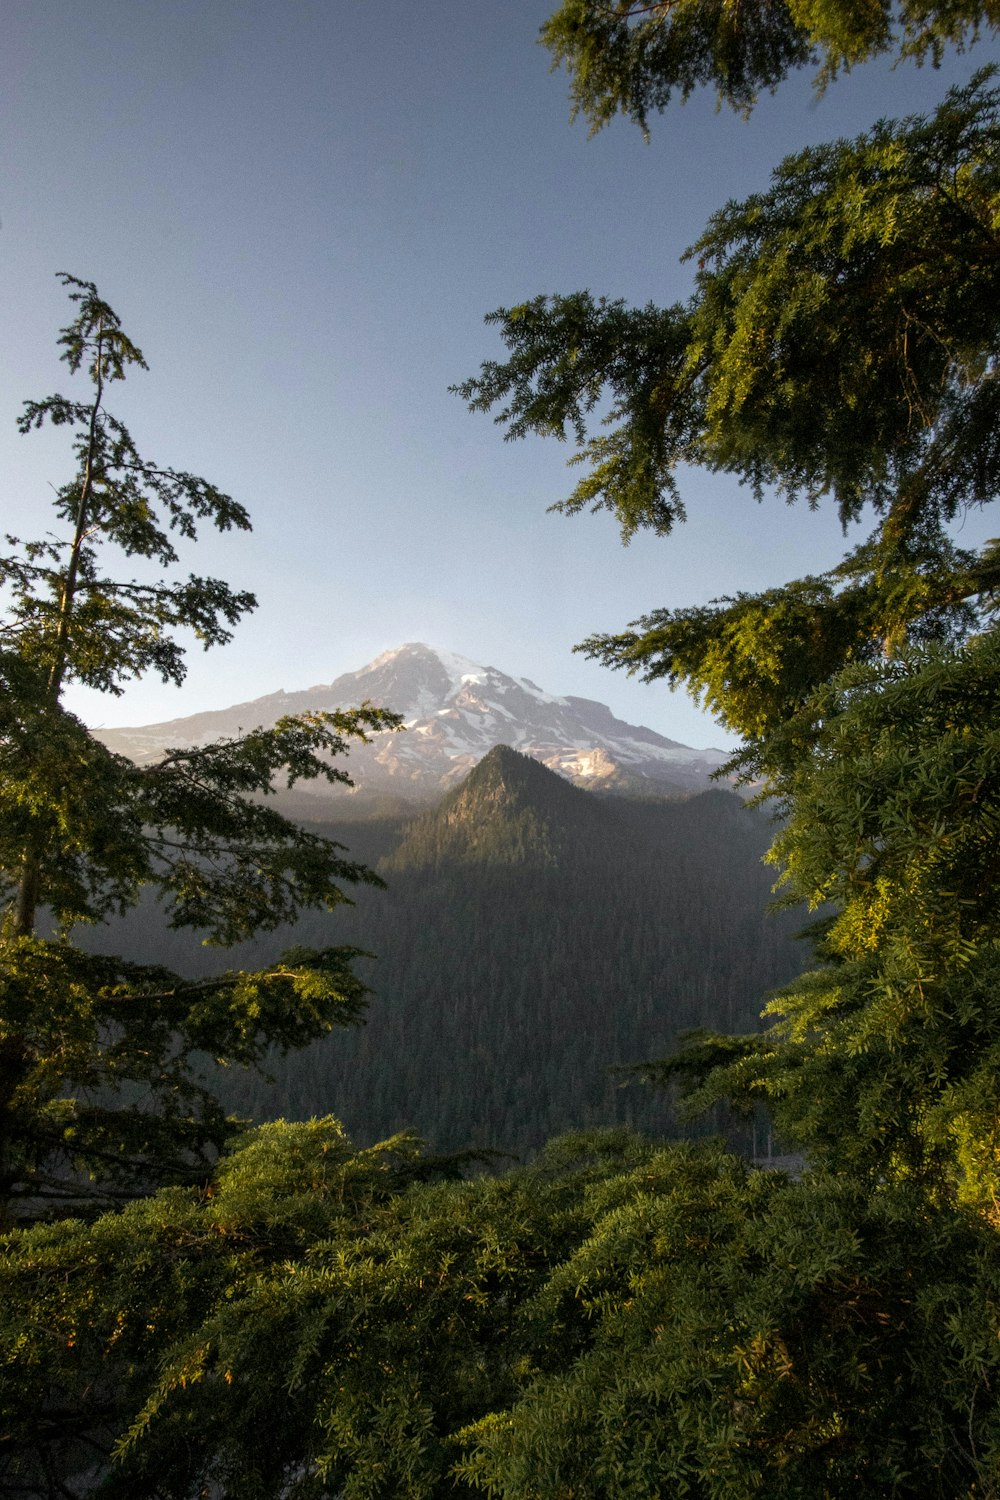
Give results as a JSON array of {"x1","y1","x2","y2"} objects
[
  {"x1": 242, "y1": 778, "x2": 801, "y2": 1154},
  {"x1": 93, "y1": 643, "x2": 729, "y2": 805},
  {"x1": 82, "y1": 747, "x2": 802, "y2": 1156}
]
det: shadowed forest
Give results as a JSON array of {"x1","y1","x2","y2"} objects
[{"x1": 81, "y1": 750, "x2": 805, "y2": 1156}]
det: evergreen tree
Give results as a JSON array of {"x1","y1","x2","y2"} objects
[
  {"x1": 0, "y1": 277, "x2": 398, "y2": 1223},
  {"x1": 5, "y1": 1124, "x2": 1000, "y2": 1497},
  {"x1": 540, "y1": 0, "x2": 998, "y2": 126},
  {"x1": 458, "y1": 59, "x2": 1000, "y2": 1210}
]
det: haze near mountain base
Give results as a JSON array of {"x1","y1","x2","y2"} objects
[{"x1": 94, "y1": 643, "x2": 729, "y2": 807}]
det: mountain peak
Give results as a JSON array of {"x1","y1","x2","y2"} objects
[{"x1": 93, "y1": 644, "x2": 730, "y2": 806}]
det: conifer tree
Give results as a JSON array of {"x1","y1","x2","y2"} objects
[
  {"x1": 6, "y1": 1125, "x2": 1000, "y2": 1496},
  {"x1": 541, "y1": 0, "x2": 999, "y2": 126},
  {"x1": 456, "y1": 42, "x2": 1000, "y2": 1205},
  {"x1": 0, "y1": 276, "x2": 398, "y2": 1223}
]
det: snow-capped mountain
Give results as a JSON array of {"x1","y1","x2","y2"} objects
[{"x1": 93, "y1": 643, "x2": 730, "y2": 804}]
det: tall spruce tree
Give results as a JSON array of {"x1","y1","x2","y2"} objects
[
  {"x1": 0, "y1": 276, "x2": 398, "y2": 1224},
  {"x1": 455, "y1": 45, "x2": 1000, "y2": 1207}
]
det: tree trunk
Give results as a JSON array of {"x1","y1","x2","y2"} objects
[{"x1": 11, "y1": 319, "x2": 105, "y2": 936}]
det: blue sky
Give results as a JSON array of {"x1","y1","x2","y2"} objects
[{"x1": 4, "y1": 2, "x2": 996, "y2": 747}]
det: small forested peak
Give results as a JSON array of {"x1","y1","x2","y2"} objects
[
  {"x1": 454, "y1": 744, "x2": 575, "y2": 811},
  {"x1": 384, "y1": 744, "x2": 615, "y2": 871}
]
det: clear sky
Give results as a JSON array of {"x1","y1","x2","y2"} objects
[{"x1": 4, "y1": 2, "x2": 996, "y2": 748}]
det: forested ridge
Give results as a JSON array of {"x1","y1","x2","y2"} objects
[
  {"x1": 5, "y1": 0, "x2": 1000, "y2": 1490},
  {"x1": 84, "y1": 747, "x2": 803, "y2": 1156}
]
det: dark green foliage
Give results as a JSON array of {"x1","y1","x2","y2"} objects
[
  {"x1": 0, "y1": 653, "x2": 392, "y2": 941},
  {"x1": 458, "y1": 75, "x2": 1000, "y2": 562},
  {"x1": 4, "y1": 1122, "x2": 999, "y2": 1497},
  {"x1": 459, "y1": 54, "x2": 1000, "y2": 1211},
  {"x1": 581, "y1": 531, "x2": 992, "y2": 758},
  {"x1": 8, "y1": 0, "x2": 1000, "y2": 1479},
  {"x1": 4, "y1": 276, "x2": 253, "y2": 701},
  {"x1": 443, "y1": 10, "x2": 1000, "y2": 1488},
  {"x1": 541, "y1": 0, "x2": 997, "y2": 127},
  {"x1": 0, "y1": 937, "x2": 369, "y2": 1222},
  {"x1": 455, "y1": 293, "x2": 696, "y2": 542},
  {"x1": 649, "y1": 632, "x2": 1000, "y2": 1210}
]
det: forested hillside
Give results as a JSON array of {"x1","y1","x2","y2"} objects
[{"x1": 84, "y1": 748, "x2": 803, "y2": 1155}]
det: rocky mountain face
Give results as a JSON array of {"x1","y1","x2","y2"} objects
[{"x1": 93, "y1": 642, "x2": 729, "y2": 806}]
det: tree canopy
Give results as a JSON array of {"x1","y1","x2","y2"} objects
[
  {"x1": 457, "y1": 72, "x2": 1000, "y2": 574},
  {"x1": 6, "y1": 1124, "x2": 999, "y2": 1497},
  {"x1": 541, "y1": 0, "x2": 1000, "y2": 126}
]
